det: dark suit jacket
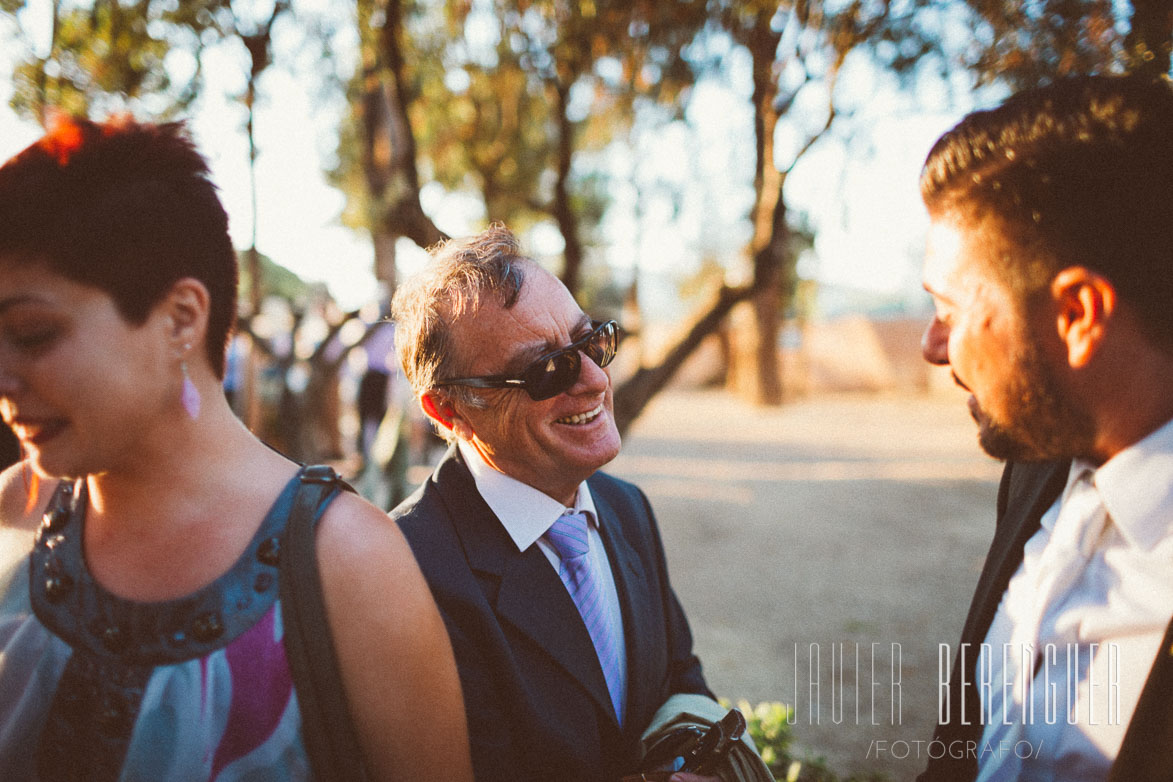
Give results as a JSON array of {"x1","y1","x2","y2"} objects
[
  {"x1": 920, "y1": 460, "x2": 1173, "y2": 782},
  {"x1": 395, "y1": 448, "x2": 713, "y2": 782}
]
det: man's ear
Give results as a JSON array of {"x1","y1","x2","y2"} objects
[
  {"x1": 422, "y1": 390, "x2": 476, "y2": 440},
  {"x1": 159, "y1": 277, "x2": 211, "y2": 355},
  {"x1": 420, "y1": 391, "x2": 453, "y2": 431},
  {"x1": 1052, "y1": 266, "x2": 1116, "y2": 369}
]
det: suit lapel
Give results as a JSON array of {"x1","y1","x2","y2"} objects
[
  {"x1": 944, "y1": 460, "x2": 1070, "y2": 739},
  {"x1": 495, "y1": 553, "x2": 618, "y2": 725},
  {"x1": 591, "y1": 480, "x2": 655, "y2": 727},
  {"x1": 1110, "y1": 614, "x2": 1173, "y2": 781},
  {"x1": 434, "y1": 449, "x2": 617, "y2": 724},
  {"x1": 961, "y1": 460, "x2": 1070, "y2": 646}
]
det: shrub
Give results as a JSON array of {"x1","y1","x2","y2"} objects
[{"x1": 723, "y1": 699, "x2": 890, "y2": 782}]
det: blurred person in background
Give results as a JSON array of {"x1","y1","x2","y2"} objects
[{"x1": 355, "y1": 314, "x2": 412, "y2": 509}]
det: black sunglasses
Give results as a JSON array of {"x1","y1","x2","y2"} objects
[{"x1": 436, "y1": 319, "x2": 618, "y2": 401}]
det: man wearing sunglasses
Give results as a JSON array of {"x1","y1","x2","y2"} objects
[{"x1": 391, "y1": 225, "x2": 718, "y2": 782}]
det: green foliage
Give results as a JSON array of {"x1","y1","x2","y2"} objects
[
  {"x1": 957, "y1": 0, "x2": 1142, "y2": 89},
  {"x1": 3, "y1": 0, "x2": 229, "y2": 123},
  {"x1": 733, "y1": 699, "x2": 794, "y2": 774},
  {"x1": 422, "y1": 55, "x2": 555, "y2": 227},
  {"x1": 329, "y1": 0, "x2": 711, "y2": 263},
  {"x1": 237, "y1": 250, "x2": 312, "y2": 307},
  {"x1": 723, "y1": 699, "x2": 890, "y2": 782}
]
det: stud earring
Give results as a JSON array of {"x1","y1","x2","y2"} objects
[{"x1": 181, "y1": 344, "x2": 202, "y2": 420}]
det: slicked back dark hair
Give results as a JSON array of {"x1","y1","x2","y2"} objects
[
  {"x1": 921, "y1": 74, "x2": 1173, "y2": 348},
  {"x1": 0, "y1": 115, "x2": 238, "y2": 377}
]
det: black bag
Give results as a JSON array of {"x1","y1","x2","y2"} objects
[{"x1": 278, "y1": 465, "x2": 369, "y2": 782}]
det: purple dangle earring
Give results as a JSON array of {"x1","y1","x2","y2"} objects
[
  {"x1": 19, "y1": 442, "x2": 40, "y2": 514},
  {"x1": 181, "y1": 344, "x2": 202, "y2": 420}
]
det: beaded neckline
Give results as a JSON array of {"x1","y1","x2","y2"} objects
[{"x1": 29, "y1": 475, "x2": 300, "y2": 666}]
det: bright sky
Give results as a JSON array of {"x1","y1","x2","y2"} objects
[
  {"x1": 0, "y1": 1, "x2": 386, "y2": 309},
  {"x1": 0, "y1": 3, "x2": 973, "y2": 315}
]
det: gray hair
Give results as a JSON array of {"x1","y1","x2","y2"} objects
[{"x1": 392, "y1": 224, "x2": 528, "y2": 430}]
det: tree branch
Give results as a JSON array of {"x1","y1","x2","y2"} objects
[{"x1": 612, "y1": 283, "x2": 755, "y2": 436}]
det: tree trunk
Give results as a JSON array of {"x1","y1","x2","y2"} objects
[
  {"x1": 551, "y1": 79, "x2": 585, "y2": 295},
  {"x1": 612, "y1": 284, "x2": 754, "y2": 437},
  {"x1": 373, "y1": 228, "x2": 398, "y2": 290},
  {"x1": 359, "y1": 0, "x2": 447, "y2": 268},
  {"x1": 743, "y1": 21, "x2": 785, "y2": 406},
  {"x1": 34, "y1": 0, "x2": 62, "y2": 126},
  {"x1": 302, "y1": 364, "x2": 345, "y2": 462},
  {"x1": 613, "y1": 16, "x2": 793, "y2": 429},
  {"x1": 239, "y1": 1, "x2": 289, "y2": 432},
  {"x1": 750, "y1": 177, "x2": 790, "y2": 405}
]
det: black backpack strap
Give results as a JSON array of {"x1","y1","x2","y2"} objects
[{"x1": 279, "y1": 464, "x2": 368, "y2": 782}]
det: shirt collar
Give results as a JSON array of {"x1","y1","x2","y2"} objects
[
  {"x1": 457, "y1": 439, "x2": 597, "y2": 553},
  {"x1": 1090, "y1": 415, "x2": 1173, "y2": 551},
  {"x1": 1045, "y1": 459, "x2": 1098, "y2": 535}
]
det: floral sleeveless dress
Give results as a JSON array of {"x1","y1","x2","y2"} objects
[{"x1": 0, "y1": 473, "x2": 318, "y2": 781}]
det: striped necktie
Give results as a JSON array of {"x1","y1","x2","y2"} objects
[{"x1": 544, "y1": 511, "x2": 625, "y2": 723}]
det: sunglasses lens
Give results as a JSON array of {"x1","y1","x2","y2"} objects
[
  {"x1": 520, "y1": 321, "x2": 616, "y2": 400},
  {"x1": 584, "y1": 321, "x2": 616, "y2": 368},
  {"x1": 525, "y1": 350, "x2": 581, "y2": 400}
]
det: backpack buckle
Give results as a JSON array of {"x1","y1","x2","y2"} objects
[{"x1": 300, "y1": 465, "x2": 339, "y2": 485}]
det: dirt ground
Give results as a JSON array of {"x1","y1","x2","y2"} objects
[{"x1": 606, "y1": 388, "x2": 1004, "y2": 781}]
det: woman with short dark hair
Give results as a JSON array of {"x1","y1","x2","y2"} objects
[{"x1": 0, "y1": 116, "x2": 472, "y2": 782}]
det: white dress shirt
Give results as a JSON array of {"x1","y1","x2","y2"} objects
[
  {"x1": 456, "y1": 440, "x2": 628, "y2": 700},
  {"x1": 976, "y1": 417, "x2": 1173, "y2": 781}
]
